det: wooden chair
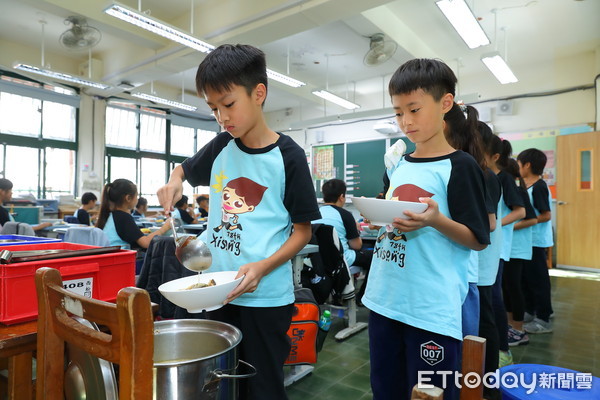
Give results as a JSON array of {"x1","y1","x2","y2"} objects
[
  {"x1": 35, "y1": 267, "x2": 154, "y2": 400},
  {"x1": 411, "y1": 335, "x2": 487, "y2": 400}
]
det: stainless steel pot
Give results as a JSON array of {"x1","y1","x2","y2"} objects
[{"x1": 153, "y1": 319, "x2": 256, "y2": 400}]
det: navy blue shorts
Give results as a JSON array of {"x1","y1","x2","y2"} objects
[{"x1": 369, "y1": 311, "x2": 462, "y2": 400}]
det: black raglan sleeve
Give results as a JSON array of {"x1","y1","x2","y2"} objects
[
  {"x1": 531, "y1": 180, "x2": 551, "y2": 213},
  {"x1": 447, "y1": 152, "x2": 490, "y2": 245}
]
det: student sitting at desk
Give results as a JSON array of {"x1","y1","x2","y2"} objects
[
  {"x1": 172, "y1": 195, "x2": 197, "y2": 224},
  {"x1": 314, "y1": 179, "x2": 373, "y2": 303},
  {"x1": 0, "y1": 178, "x2": 52, "y2": 231},
  {"x1": 132, "y1": 196, "x2": 148, "y2": 218},
  {"x1": 74, "y1": 192, "x2": 97, "y2": 225},
  {"x1": 96, "y1": 179, "x2": 171, "y2": 251},
  {"x1": 195, "y1": 195, "x2": 209, "y2": 218}
]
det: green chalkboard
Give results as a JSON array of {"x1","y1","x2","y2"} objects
[{"x1": 346, "y1": 140, "x2": 387, "y2": 197}]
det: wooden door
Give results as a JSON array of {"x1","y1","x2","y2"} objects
[{"x1": 556, "y1": 131, "x2": 600, "y2": 269}]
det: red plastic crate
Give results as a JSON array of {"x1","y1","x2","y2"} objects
[{"x1": 0, "y1": 242, "x2": 136, "y2": 325}]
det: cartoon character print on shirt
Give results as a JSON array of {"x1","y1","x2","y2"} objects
[
  {"x1": 211, "y1": 176, "x2": 268, "y2": 257},
  {"x1": 374, "y1": 184, "x2": 434, "y2": 267}
]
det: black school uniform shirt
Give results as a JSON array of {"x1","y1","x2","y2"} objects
[
  {"x1": 74, "y1": 208, "x2": 91, "y2": 225},
  {"x1": 177, "y1": 207, "x2": 194, "y2": 224},
  {"x1": 112, "y1": 210, "x2": 144, "y2": 249},
  {"x1": 484, "y1": 168, "x2": 502, "y2": 216},
  {"x1": 0, "y1": 205, "x2": 10, "y2": 226}
]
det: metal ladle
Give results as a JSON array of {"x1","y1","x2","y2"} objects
[{"x1": 171, "y1": 218, "x2": 212, "y2": 272}]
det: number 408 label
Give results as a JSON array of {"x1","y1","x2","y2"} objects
[{"x1": 63, "y1": 277, "x2": 93, "y2": 298}]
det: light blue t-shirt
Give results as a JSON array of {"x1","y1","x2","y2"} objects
[
  {"x1": 478, "y1": 193, "x2": 503, "y2": 286},
  {"x1": 510, "y1": 188, "x2": 535, "y2": 260},
  {"x1": 528, "y1": 180, "x2": 554, "y2": 248},
  {"x1": 181, "y1": 133, "x2": 321, "y2": 308},
  {"x1": 497, "y1": 171, "x2": 524, "y2": 262},
  {"x1": 103, "y1": 213, "x2": 131, "y2": 249},
  {"x1": 313, "y1": 204, "x2": 358, "y2": 266},
  {"x1": 363, "y1": 151, "x2": 489, "y2": 341}
]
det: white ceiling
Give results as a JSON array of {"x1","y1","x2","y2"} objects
[{"x1": 0, "y1": 0, "x2": 598, "y2": 121}]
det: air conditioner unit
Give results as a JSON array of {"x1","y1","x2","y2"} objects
[
  {"x1": 373, "y1": 120, "x2": 399, "y2": 135},
  {"x1": 496, "y1": 100, "x2": 514, "y2": 115}
]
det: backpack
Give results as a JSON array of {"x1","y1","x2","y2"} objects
[
  {"x1": 301, "y1": 223, "x2": 350, "y2": 304},
  {"x1": 285, "y1": 288, "x2": 320, "y2": 365}
]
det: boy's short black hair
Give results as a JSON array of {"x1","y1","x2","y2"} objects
[
  {"x1": 175, "y1": 195, "x2": 189, "y2": 209},
  {"x1": 81, "y1": 192, "x2": 97, "y2": 205},
  {"x1": 195, "y1": 44, "x2": 268, "y2": 101},
  {"x1": 0, "y1": 178, "x2": 13, "y2": 191},
  {"x1": 322, "y1": 179, "x2": 346, "y2": 204},
  {"x1": 389, "y1": 58, "x2": 456, "y2": 101},
  {"x1": 136, "y1": 197, "x2": 148, "y2": 208},
  {"x1": 517, "y1": 148, "x2": 547, "y2": 176},
  {"x1": 196, "y1": 195, "x2": 208, "y2": 205}
]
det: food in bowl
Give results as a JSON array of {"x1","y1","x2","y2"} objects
[
  {"x1": 158, "y1": 271, "x2": 244, "y2": 312},
  {"x1": 182, "y1": 279, "x2": 216, "y2": 290},
  {"x1": 351, "y1": 197, "x2": 428, "y2": 226}
]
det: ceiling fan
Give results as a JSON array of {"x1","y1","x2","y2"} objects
[
  {"x1": 59, "y1": 16, "x2": 102, "y2": 51},
  {"x1": 363, "y1": 33, "x2": 397, "y2": 66}
]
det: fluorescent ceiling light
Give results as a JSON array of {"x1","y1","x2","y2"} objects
[
  {"x1": 436, "y1": 0, "x2": 490, "y2": 49},
  {"x1": 105, "y1": 3, "x2": 303, "y2": 89},
  {"x1": 131, "y1": 92, "x2": 198, "y2": 111},
  {"x1": 13, "y1": 63, "x2": 110, "y2": 90},
  {"x1": 266, "y1": 69, "x2": 305, "y2": 87},
  {"x1": 105, "y1": 3, "x2": 215, "y2": 53},
  {"x1": 481, "y1": 52, "x2": 518, "y2": 84},
  {"x1": 312, "y1": 90, "x2": 360, "y2": 110}
]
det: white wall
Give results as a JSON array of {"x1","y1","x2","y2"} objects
[{"x1": 77, "y1": 94, "x2": 106, "y2": 198}]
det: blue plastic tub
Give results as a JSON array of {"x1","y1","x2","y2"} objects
[
  {"x1": 499, "y1": 364, "x2": 599, "y2": 399},
  {"x1": 0, "y1": 234, "x2": 61, "y2": 246}
]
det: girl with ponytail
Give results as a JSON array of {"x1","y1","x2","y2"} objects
[
  {"x1": 502, "y1": 158, "x2": 537, "y2": 346},
  {"x1": 444, "y1": 103, "x2": 487, "y2": 170},
  {"x1": 97, "y1": 179, "x2": 171, "y2": 252},
  {"x1": 478, "y1": 124, "x2": 526, "y2": 372}
]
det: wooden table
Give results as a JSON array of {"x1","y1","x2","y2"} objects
[{"x1": 0, "y1": 320, "x2": 37, "y2": 400}]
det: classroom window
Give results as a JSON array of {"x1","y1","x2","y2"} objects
[
  {"x1": 42, "y1": 101, "x2": 76, "y2": 141},
  {"x1": 139, "y1": 112, "x2": 166, "y2": 153},
  {"x1": 0, "y1": 92, "x2": 41, "y2": 137},
  {"x1": 0, "y1": 75, "x2": 78, "y2": 198},
  {"x1": 105, "y1": 106, "x2": 137, "y2": 149},
  {"x1": 5, "y1": 145, "x2": 40, "y2": 197},
  {"x1": 171, "y1": 125, "x2": 195, "y2": 156},
  {"x1": 109, "y1": 157, "x2": 138, "y2": 184},
  {"x1": 197, "y1": 129, "x2": 217, "y2": 150},
  {"x1": 44, "y1": 148, "x2": 76, "y2": 197},
  {"x1": 140, "y1": 158, "x2": 166, "y2": 206}
]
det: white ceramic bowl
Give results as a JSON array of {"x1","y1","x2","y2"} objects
[
  {"x1": 158, "y1": 271, "x2": 244, "y2": 312},
  {"x1": 351, "y1": 197, "x2": 428, "y2": 226}
]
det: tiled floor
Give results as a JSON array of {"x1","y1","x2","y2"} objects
[{"x1": 284, "y1": 268, "x2": 600, "y2": 399}]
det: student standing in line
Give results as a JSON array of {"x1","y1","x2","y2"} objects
[
  {"x1": 518, "y1": 148, "x2": 554, "y2": 334},
  {"x1": 195, "y1": 195, "x2": 209, "y2": 218},
  {"x1": 503, "y1": 158, "x2": 537, "y2": 347},
  {"x1": 475, "y1": 121, "x2": 504, "y2": 397},
  {"x1": 362, "y1": 58, "x2": 489, "y2": 400},
  {"x1": 0, "y1": 178, "x2": 52, "y2": 231},
  {"x1": 485, "y1": 136, "x2": 526, "y2": 368},
  {"x1": 96, "y1": 179, "x2": 171, "y2": 251},
  {"x1": 314, "y1": 179, "x2": 373, "y2": 303},
  {"x1": 443, "y1": 102, "x2": 488, "y2": 340},
  {"x1": 157, "y1": 44, "x2": 320, "y2": 400},
  {"x1": 132, "y1": 196, "x2": 148, "y2": 217},
  {"x1": 74, "y1": 192, "x2": 97, "y2": 225}
]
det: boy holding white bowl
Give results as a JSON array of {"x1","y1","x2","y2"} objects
[{"x1": 361, "y1": 59, "x2": 490, "y2": 400}]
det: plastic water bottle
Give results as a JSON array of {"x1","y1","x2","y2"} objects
[
  {"x1": 316, "y1": 310, "x2": 331, "y2": 352},
  {"x1": 318, "y1": 310, "x2": 331, "y2": 331}
]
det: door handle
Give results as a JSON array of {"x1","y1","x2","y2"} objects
[{"x1": 557, "y1": 201, "x2": 568, "y2": 205}]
